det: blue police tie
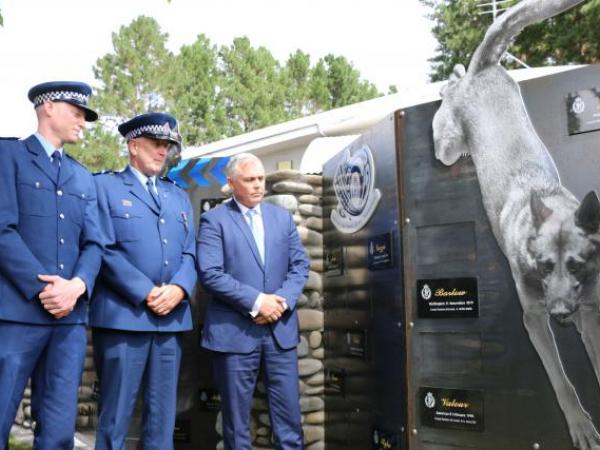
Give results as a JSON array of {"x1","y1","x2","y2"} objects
[
  {"x1": 51, "y1": 150, "x2": 61, "y2": 178},
  {"x1": 146, "y1": 178, "x2": 161, "y2": 209},
  {"x1": 246, "y1": 208, "x2": 265, "y2": 264}
]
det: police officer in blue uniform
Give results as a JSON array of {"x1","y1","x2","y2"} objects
[
  {"x1": 0, "y1": 81, "x2": 103, "y2": 449},
  {"x1": 91, "y1": 113, "x2": 196, "y2": 450}
]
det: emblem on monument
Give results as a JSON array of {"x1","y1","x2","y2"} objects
[
  {"x1": 421, "y1": 284, "x2": 432, "y2": 301},
  {"x1": 571, "y1": 95, "x2": 585, "y2": 114},
  {"x1": 425, "y1": 392, "x2": 436, "y2": 409},
  {"x1": 331, "y1": 145, "x2": 381, "y2": 234}
]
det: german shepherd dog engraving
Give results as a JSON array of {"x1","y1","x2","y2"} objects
[{"x1": 432, "y1": 1, "x2": 600, "y2": 448}]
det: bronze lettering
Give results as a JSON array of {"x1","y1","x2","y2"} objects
[{"x1": 435, "y1": 288, "x2": 467, "y2": 297}]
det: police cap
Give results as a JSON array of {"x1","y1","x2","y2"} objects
[
  {"x1": 118, "y1": 112, "x2": 182, "y2": 149},
  {"x1": 28, "y1": 81, "x2": 98, "y2": 122}
]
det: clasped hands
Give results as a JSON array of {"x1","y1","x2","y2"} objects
[
  {"x1": 254, "y1": 294, "x2": 287, "y2": 325},
  {"x1": 145, "y1": 284, "x2": 185, "y2": 316},
  {"x1": 38, "y1": 274, "x2": 86, "y2": 319}
]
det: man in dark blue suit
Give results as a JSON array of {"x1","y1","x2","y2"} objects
[
  {"x1": 0, "y1": 81, "x2": 103, "y2": 449},
  {"x1": 91, "y1": 113, "x2": 196, "y2": 450},
  {"x1": 197, "y1": 153, "x2": 310, "y2": 450}
]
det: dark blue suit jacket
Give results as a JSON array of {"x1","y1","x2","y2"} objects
[
  {"x1": 197, "y1": 200, "x2": 309, "y2": 352},
  {"x1": 0, "y1": 135, "x2": 103, "y2": 324},
  {"x1": 90, "y1": 167, "x2": 195, "y2": 332}
]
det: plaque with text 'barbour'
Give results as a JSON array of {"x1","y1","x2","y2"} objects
[{"x1": 417, "y1": 277, "x2": 479, "y2": 318}]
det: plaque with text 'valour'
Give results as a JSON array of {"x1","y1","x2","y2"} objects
[{"x1": 419, "y1": 387, "x2": 484, "y2": 432}]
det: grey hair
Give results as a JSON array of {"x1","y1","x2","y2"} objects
[{"x1": 226, "y1": 153, "x2": 264, "y2": 179}]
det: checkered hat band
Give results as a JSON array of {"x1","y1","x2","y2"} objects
[
  {"x1": 125, "y1": 124, "x2": 173, "y2": 141},
  {"x1": 33, "y1": 90, "x2": 89, "y2": 107}
]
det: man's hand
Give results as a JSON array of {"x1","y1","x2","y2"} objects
[
  {"x1": 255, "y1": 294, "x2": 286, "y2": 325},
  {"x1": 38, "y1": 275, "x2": 86, "y2": 319},
  {"x1": 146, "y1": 284, "x2": 185, "y2": 316}
]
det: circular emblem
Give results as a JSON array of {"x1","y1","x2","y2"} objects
[
  {"x1": 425, "y1": 392, "x2": 436, "y2": 409},
  {"x1": 421, "y1": 284, "x2": 432, "y2": 300},
  {"x1": 331, "y1": 145, "x2": 382, "y2": 234},
  {"x1": 572, "y1": 96, "x2": 585, "y2": 114}
]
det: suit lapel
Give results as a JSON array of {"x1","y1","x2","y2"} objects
[
  {"x1": 23, "y1": 135, "x2": 58, "y2": 184},
  {"x1": 227, "y1": 201, "x2": 264, "y2": 271},
  {"x1": 121, "y1": 167, "x2": 160, "y2": 215},
  {"x1": 261, "y1": 203, "x2": 276, "y2": 271}
]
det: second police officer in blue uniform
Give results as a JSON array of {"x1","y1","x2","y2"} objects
[{"x1": 90, "y1": 113, "x2": 197, "y2": 450}]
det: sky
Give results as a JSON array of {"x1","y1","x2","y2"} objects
[{"x1": 0, "y1": 0, "x2": 438, "y2": 137}]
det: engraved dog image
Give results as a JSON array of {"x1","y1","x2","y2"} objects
[{"x1": 432, "y1": 0, "x2": 600, "y2": 448}]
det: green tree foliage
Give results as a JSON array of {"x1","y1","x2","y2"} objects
[
  {"x1": 421, "y1": 0, "x2": 600, "y2": 82},
  {"x1": 93, "y1": 16, "x2": 174, "y2": 116},
  {"x1": 74, "y1": 16, "x2": 380, "y2": 171},
  {"x1": 66, "y1": 124, "x2": 123, "y2": 171},
  {"x1": 219, "y1": 37, "x2": 288, "y2": 135},
  {"x1": 68, "y1": 16, "x2": 174, "y2": 171},
  {"x1": 165, "y1": 34, "x2": 227, "y2": 144},
  {"x1": 312, "y1": 55, "x2": 379, "y2": 109},
  {"x1": 282, "y1": 50, "x2": 313, "y2": 116}
]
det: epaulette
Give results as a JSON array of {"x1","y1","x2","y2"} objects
[
  {"x1": 160, "y1": 176, "x2": 179, "y2": 187},
  {"x1": 63, "y1": 153, "x2": 90, "y2": 170},
  {"x1": 0, "y1": 137, "x2": 19, "y2": 140},
  {"x1": 93, "y1": 169, "x2": 117, "y2": 176}
]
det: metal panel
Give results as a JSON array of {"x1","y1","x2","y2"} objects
[
  {"x1": 401, "y1": 65, "x2": 600, "y2": 449},
  {"x1": 323, "y1": 114, "x2": 406, "y2": 450}
]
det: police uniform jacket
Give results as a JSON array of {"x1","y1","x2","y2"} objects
[
  {"x1": 0, "y1": 135, "x2": 103, "y2": 324},
  {"x1": 90, "y1": 167, "x2": 195, "y2": 332}
]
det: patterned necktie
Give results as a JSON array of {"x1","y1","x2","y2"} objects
[
  {"x1": 246, "y1": 208, "x2": 265, "y2": 264},
  {"x1": 51, "y1": 150, "x2": 61, "y2": 178},
  {"x1": 146, "y1": 178, "x2": 161, "y2": 209}
]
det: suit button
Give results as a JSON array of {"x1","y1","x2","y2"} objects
[
  {"x1": 160, "y1": 218, "x2": 165, "y2": 224},
  {"x1": 60, "y1": 238, "x2": 65, "y2": 245},
  {"x1": 164, "y1": 260, "x2": 169, "y2": 266},
  {"x1": 81, "y1": 193, "x2": 86, "y2": 199},
  {"x1": 35, "y1": 182, "x2": 40, "y2": 188},
  {"x1": 57, "y1": 190, "x2": 63, "y2": 196},
  {"x1": 125, "y1": 213, "x2": 130, "y2": 219},
  {"x1": 59, "y1": 263, "x2": 64, "y2": 270},
  {"x1": 59, "y1": 213, "x2": 65, "y2": 220},
  {"x1": 162, "y1": 239, "x2": 168, "y2": 245}
]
